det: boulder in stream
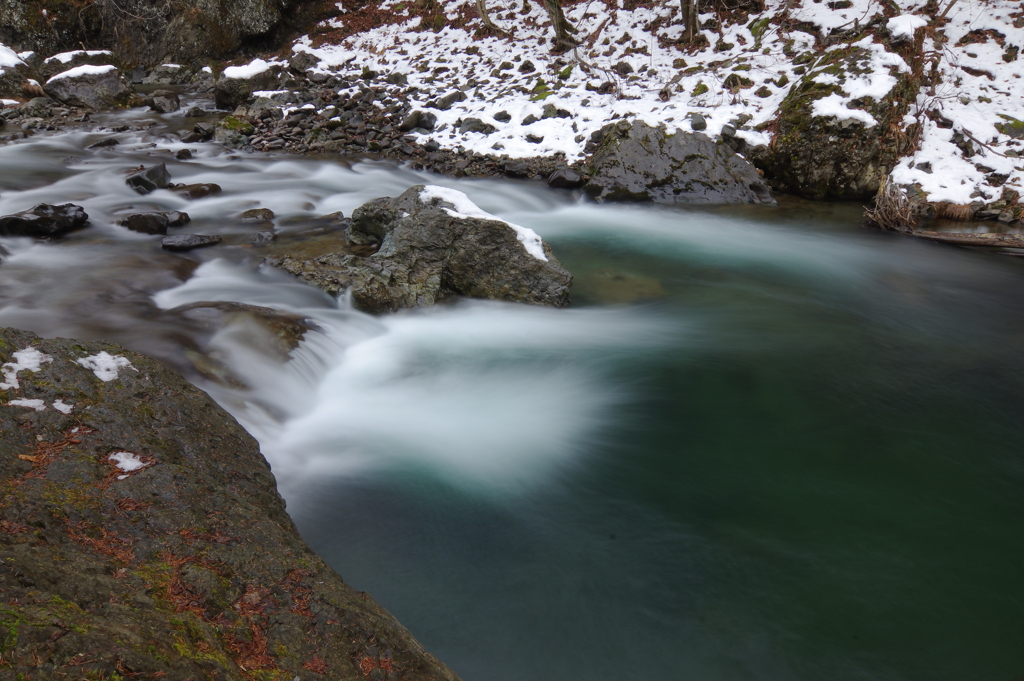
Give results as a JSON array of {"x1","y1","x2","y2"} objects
[
  {"x1": 0, "y1": 326, "x2": 460, "y2": 681},
  {"x1": 116, "y1": 211, "x2": 189, "y2": 235},
  {"x1": 214, "y1": 60, "x2": 282, "y2": 110},
  {"x1": 267, "y1": 185, "x2": 572, "y2": 313},
  {"x1": 125, "y1": 163, "x2": 171, "y2": 194},
  {"x1": 145, "y1": 89, "x2": 180, "y2": 113},
  {"x1": 43, "y1": 64, "x2": 136, "y2": 110},
  {"x1": 0, "y1": 203, "x2": 89, "y2": 238},
  {"x1": 581, "y1": 120, "x2": 775, "y2": 205}
]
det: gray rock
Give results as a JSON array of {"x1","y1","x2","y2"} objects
[
  {"x1": 214, "y1": 65, "x2": 281, "y2": 110},
  {"x1": 434, "y1": 90, "x2": 467, "y2": 111},
  {"x1": 459, "y1": 117, "x2": 495, "y2": 135},
  {"x1": 161, "y1": 234, "x2": 223, "y2": 251},
  {"x1": 141, "y1": 64, "x2": 193, "y2": 85},
  {"x1": 145, "y1": 89, "x2": 180, "y2": 113},
  {"x1": 688, "y1": 112, "x2": 707, "y2": 131},
  {"x1": 522, "y1": 113, "x2": 539, "y2": 126},
  {"x1": 289, "y1": 50, "x2": 320, "y2": 73},
  {"x1": 0, "y1": 203, "x2": 89, "y2": 238},
  {"x1": 43, "y1": 65, "x2": 135, "y2": 110},
  {"x1": 183, "y1": 106, "x2": 206, "y2": 117},
  {"x1": 0, "y1": 60, "x2": 35, "y2": 100},
  {"x1": 581, "y1": 120, "x2": 775, "y2": 205},
  {"x1": 548, "y1": 167, "x2": 584, "y2": 189},
  {"x1": 494, "y1": 110, "x2": 512, "y2": 123},
  {"x1": 268, "y1": 185, "x2": 572, "y2": 313},
  {"x1": 125, "y1": 163, "x2": 171, "y2": 195},
  {"x1": 0, "y1": 325, "x2": 460, "y2": 681}
]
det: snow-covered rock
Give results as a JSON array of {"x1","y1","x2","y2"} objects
[{"x1": 43, "y1": 64, "x2": 135, "y2": 110}]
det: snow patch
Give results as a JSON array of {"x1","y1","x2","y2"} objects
[
  {"x1": 1, "y1": 347, "x2": 52, "y2": 391},
  {"x1": 109, "y1": 451, "x2": 150, "y2": 479},
  {"x1": 76, "y1": 352, "x2": 137, "y2": 382},
  {"x1": 419, "y1": 185, "x2": 547, "y2": 261},
  {"x1": 223, "y1": 59, "x2": 273, "y2": 80},
  {"x1": 887, "y1": 15, "x2": 928, "y2": 40},
  {"x1": 7, "y1": 399, "x2": 45, "y2": 411},
  {"x1": 44, "y1": 50, "x2": 111, "y2": 65},
  {"x1": 1, "y1": 99, "x2": 19, "y2": 106},
  {"x1": 47, "y1": 64, "x2": 117, "y2": 84},
  {"x1": 52, "y1": 400, "x2": 74, "y2": 414},
  {"x1": 811, "y1": 94, "x2": 878, "y2": 127},
  {"x1": 0, "y1": 44, "x2": 25, "y2": 69}
]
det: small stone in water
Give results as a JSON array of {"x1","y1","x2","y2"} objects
[
  {"x1": 118, "y1": 213, "x2": 170, "y2": 235},
  {"x1": 240, "y1": 208, "x2": 275, "y2": 223},
  {"x1": 171, "y1": 183, "x2": 222, "y2": 200},
  {"x1": 88, "y1": 138, "x2": 119, "y2": 149},
  {"x1": 175, "y1": 149, "x2": 192, "y2": 160},
  {"x1": 161, "y1": 234, "x2": 222, "y2": 251},
  {"x1": 251, "y1": 231, "x2": 276, "y2": 245}
]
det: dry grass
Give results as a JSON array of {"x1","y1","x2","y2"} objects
[
  {"x1": 934, "y1": 202, "x2": 975, "y2": 221},
  {"x1": 865, "y1": 178, "x2": 917, "y2": 232}
]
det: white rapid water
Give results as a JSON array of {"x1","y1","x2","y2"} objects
[{"x1": 153, "y1": 259, "x2": 672, "y2": 495}]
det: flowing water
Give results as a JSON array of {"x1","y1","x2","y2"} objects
[{"x1": 2, "y1": 106, "x2": 1024, "y2": 681}]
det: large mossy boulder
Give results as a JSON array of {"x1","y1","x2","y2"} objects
[
  {"x1": 758, "y1": 42, "x2": 921, "y2": 200},
  {"x1": 0, "y1": 327, "x2": 460, "y2": 681},
  {"x1": 268, "y1": 185, "x2": 573, "y2": 313},
  {"x1": 580, "y1": 120, "x2": 775, "y2": 205}
]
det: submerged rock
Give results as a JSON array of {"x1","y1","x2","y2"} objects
[
  {"x1": 43, "y1": 65, "x2": 135, "y2": 110},
  {"x1": 268, "y1": 184, "x2": 572, "y2": 313},
  {"x1": 0, "y1": 203, "x2": 89, "y2": 238},
  {"x1": 581, "y1": 120, "x2": 775, "y2": 205},
  {"x1": 171, "y1": 182, "x2": 222, "y2": 200},
  {"x1": 161, "y1": 234, "x2": 222, "y2": 251},
  {"x1": 0, "y1": 326, "x2": 460, "y2": 681}
]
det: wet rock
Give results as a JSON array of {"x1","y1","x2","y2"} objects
[
  {"x1": 168, "y1": 301, "x2": 315, "y2": 359},
  {"x1": 171, "y1": 183, "x2": 222, "y2": 200},
  {"x1": 125, "y1": 163, "x2": 171, "y2": 195},
  {"x1": 504, "y1": 160, "x2": 529, "y2": 178},
  {"x1": 87, "y1": 138, "x2": 119, "y2": 149},
  {"x1": 145, "y1": 89, "x2": 180, "y2": 113},
  {"x1": 161, "y1": 234, "x2": 222, "y2": 251},
  {"x1": 548, "y1": 167, "x2": 584, "y2": 189},
  {"x1": 174, "y1": 148, "x2": 192, "y2": 160},
  {"x1": 0, "y1": 326, "x2": 459, "y2": 681},
  {"x1": 268, "y1": 184, "x2": 572, "y2": 313},
  {"x1": 0, "y1": 203, "x2": 89, "y2": 238},
  {"x1": 183, "y1": 106, "x2": 206, "y2": 117},
  {"x1": 116, "y1": 211, "x2": 189, "y2": 235},
  {"x1": 581, "y1": 120, "x2": 775, "y2": 205},
  {"x1": 43, "y1": 65, "x2": 135, "y2": 110},
  {"x1": 252, "y1": 230, "x2": 276, "y2": 245},
  {"x1": 240, "y1": 208, "x2": 275, "y2": 222}
]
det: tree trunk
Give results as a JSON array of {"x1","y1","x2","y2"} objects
[
  {"x1": 681, "y1": 0, "x2": 699, "y2": 43},
  {"x1": 476, "y1": 0, "x2": 501, "y2": 32},
  {"x1": 542, "y1": 0, "x2": 578, "y2": 50}
]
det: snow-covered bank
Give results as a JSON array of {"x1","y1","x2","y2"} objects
[{"x1": 279, "y1": 0, "x2": 1024, "y2": 216}]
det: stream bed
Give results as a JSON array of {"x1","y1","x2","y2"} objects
[{"x1": 2, "y1": 107, "x2": 1024, "y2": 681}]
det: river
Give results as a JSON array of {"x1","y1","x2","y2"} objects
[{"x1": 2, "y1": 105, "x2": 1023, "y2": 681}]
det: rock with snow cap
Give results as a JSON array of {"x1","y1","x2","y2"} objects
[
  {"x1": 0, "y1": 326, "x2": 461, "y2": 681},
  {"x1": 582, "y1": 120, "x2": 775, "y2": 205},
  {"x1": 267, "y1": 185, "x2": 572, "y2": 313},
  {"x1": 43, "y1": 64, "x2": 135, "y2": 110},
  {"x1": 0, "y1": 47, "x2": 36, "y2": 100},
  {"x1": 214, "y1": 59, "x2": 282, "y2": 110},
  {"x1": 38, "y1": 50, "x2": 115, "y2": 80}
]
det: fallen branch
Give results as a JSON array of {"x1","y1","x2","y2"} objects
[{"x1": 912, "y1": 231, "x2": 1024, "y2": 248}]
